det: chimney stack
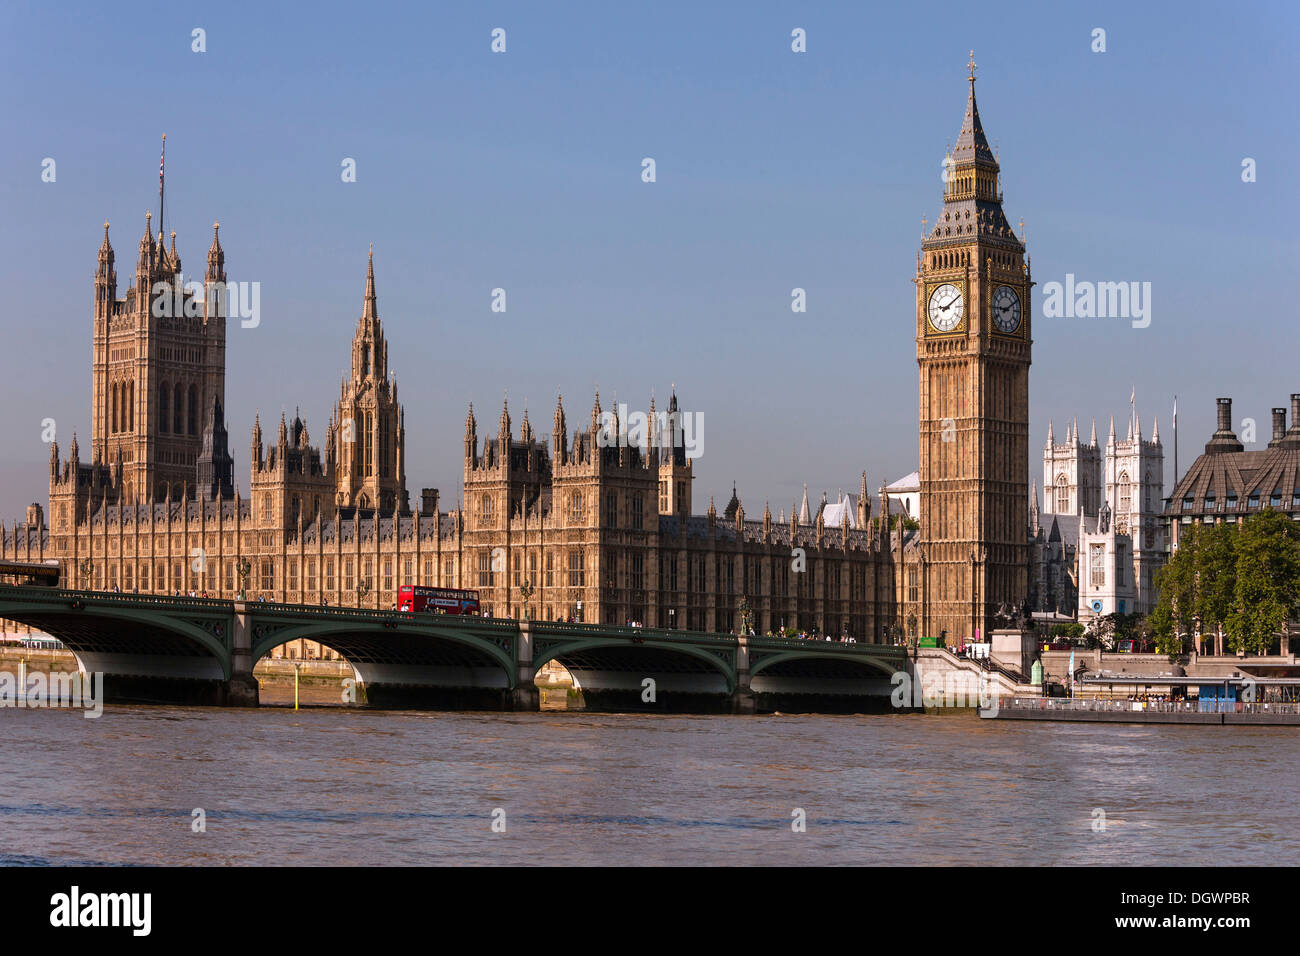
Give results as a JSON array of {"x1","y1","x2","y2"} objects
[
  {"x1": 421, "y1": 488, "x2": 439, "y2": 515},
  {"x1": 1205, "y1": 397, "x2": 1245, "y2": 454},
  {"x1": 1216, "y1": 397, "x2": 1232, "y2": 432},
  {"x1": 1270, "y1": 408, "x2": 1288, "y2": 446}
]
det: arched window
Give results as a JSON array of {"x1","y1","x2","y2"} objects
[
  {"x1": 159, "y1": 383, "x2": 169, "y2": 433},
  {"x1": 173, "y1": 383, "x2": 184, "y2": 433},
  {"x1": 1055, "y1": 474, "x2": 1069, "y2": 513},
  {"x1": 1118, "y1": 472, "x2": 1131, "y2": 513},
  {"x1": 188, "y1": 384, "x2": 199, "y2": 435},
  {"x1": 109, "y1": 383, "x2": 118, "y2": 433},
  {"x1": 363, "y1": 412, "x2": 373, "y2": 477}
]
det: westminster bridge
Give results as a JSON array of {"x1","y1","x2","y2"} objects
[{"x1": 0, "y1": 586, "x2": 906, "y2": 713}]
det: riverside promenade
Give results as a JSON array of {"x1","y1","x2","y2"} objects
[{"x1": 986, "y1": 697, "x2": 1300, "y2": 726}]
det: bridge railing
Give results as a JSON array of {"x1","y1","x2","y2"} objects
[
  {"x1": 528, "y1": 619, "x2": 736, "y2": 645},
  {"x1": 748, "y1": 634, "x2": 903, "y2": 655},
  {"x1": 0, "y1": 584, "x2": 231, "y2": 612}
]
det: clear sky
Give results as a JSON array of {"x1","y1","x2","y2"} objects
[{"x1": 1, "y1": 0, "x2": 1296, "y2": 521}]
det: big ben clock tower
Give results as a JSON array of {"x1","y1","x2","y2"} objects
[{"x1": 916, "y1": 52, "x2": 1031, "y2": 645}]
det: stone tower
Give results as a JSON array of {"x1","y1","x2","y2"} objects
[
  {"x1": 91, "y1": 213, "x2": 227, "y2": 503},
  {"x1": 656, "y1": 390, "x2": 693, "y2": 517},
  {"x1": 915, "y1": 54, "x2": 1032, "y2": 643},
  {"x1": 1043, "y1": 417, "x2": 1101, "y2": 517},
  {"x1": 330, "y1": 249, "x2": 408, "y2": 514}
]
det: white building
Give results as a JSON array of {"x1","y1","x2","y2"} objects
[{"x1": 1039, "y1": 408, "x2": 1165, "y2": 621}]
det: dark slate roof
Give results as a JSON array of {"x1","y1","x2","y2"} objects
[
  {"x1": 1167, "y1": 443, "x2": 1300, "y2": 516},
  {"x1": 658, "y1": 515, "x2": 878, "y2": 552},
  {"x1": 1036, "y1": 512, "x2": 1082, "y2": 550}
]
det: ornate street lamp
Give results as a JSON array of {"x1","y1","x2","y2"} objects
[{"x1": 235, "y1": 557, "x2": 251, "y2": 601}]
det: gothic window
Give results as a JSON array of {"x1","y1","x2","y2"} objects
[
  {"x1": 110, "y1": 383, "x2": 118, "y2": 433},
  {"x1": 127, "y1": 380, "x2": 134, "y2": 431},
  {"x1": 159, "y1": 383, "x2": 169, "y2": 433},
  {"x1": 1118, "y1": 472, "x2": 1131, "y2": 513},
  {"x1": 570, "y1": 491, "x2": 584, "y2": 520},
  {"x1": 1089, "y1": 544, "x2": 1105, "y2": 587},
  {"x1": 1055, "y1": 475, "x2": 1069, "y2": 513},
  {"x1": 605, "y1": 492, "x2": 617, "y2": 527},
  {"x1": 444, "y1": 557, "x2": 454, "y2": 586},
  {"x1": 262, "y1": 495, "x2": 273, "y2": 521},
  {"x1": 632, "y1": 493, "x2": 643, "y2": 526},
  {"x1": 361, "y1": 412, "x2": 373, "y2": 477},
  {"x1": 173, "y1": 383, "x2": 184, "y2": 434},
  {"x1": 545, "y1": 552, "x2": 554, "y2": 588},
  {"x1": 480, "y1": 494, "x2": 494, "y2": 524},
  {"x1": 361, "y1": 344, "x2": 369, "y2": 377},
  {"x1": 479, "y1": 552, "x2": 492, "y2": 587},
  {"x1": 568, "y1": 550, "x2": 585, "y2": 587}
]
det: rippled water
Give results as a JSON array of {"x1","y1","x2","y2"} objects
[{"x1": 3, "y1": 705, "x2": 1297, "y2": 865}]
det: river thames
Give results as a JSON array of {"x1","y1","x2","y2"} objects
[{"x1": 3, "y1": 706, "x2": 1297, "y2": 866}]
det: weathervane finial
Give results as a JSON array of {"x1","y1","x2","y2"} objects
[{"x1": 968, "y1": 49, "x2": 977, "y2": 83}]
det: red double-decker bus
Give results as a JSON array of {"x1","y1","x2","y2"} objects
[{"x1": 398, "y1": 585, "x2": 481, "y2": 616}]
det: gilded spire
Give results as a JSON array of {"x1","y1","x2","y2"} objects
[
  {"x1": 952, "y1": 50, "x2": 995, "y2": 167},
  {"x1": 362, "y1": 245, "x2": 377, "y2": 321}
]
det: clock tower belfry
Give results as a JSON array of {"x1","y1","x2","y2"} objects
[{"x1": 915, "y1": 53, "x2": 1032, "y2": 645}]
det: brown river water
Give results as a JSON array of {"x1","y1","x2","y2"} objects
[{"x1": 2, "y1": 703, "x2": 1297, "y2": 865}]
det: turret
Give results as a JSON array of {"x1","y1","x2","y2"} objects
[
  {"x1": 552, "y1": 394, "x2": 567, "y2": 463},
  {"x1": 95, "y1": 222, "x2": 116, "y2": 317},
  {"x1": 251, "y1": 414, "x2": 263, "y2": 471},
  {"x1": 464, "y1": 403, "x2": 478, "y2": 465}
]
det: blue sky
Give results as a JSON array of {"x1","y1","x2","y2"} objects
[{"x1": 1, "y1": 0, "x2": 1296, "y2": 519}]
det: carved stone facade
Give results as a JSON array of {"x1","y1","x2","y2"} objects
[
  {"x1": 12, "y1": 220, "x2": 909, "y2": 655},
  {"x1": 9, "y1": 70, "x2": 1047, "y2": 654}
]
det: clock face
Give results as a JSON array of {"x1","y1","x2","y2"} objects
[
  {"x1": 992, "y1": 285, "x2": 1021, "y2": 333},
  {"x1": 927, "y1": 283, "x2": 964, "y2": 332}
]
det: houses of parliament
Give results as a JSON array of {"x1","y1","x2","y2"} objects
[{"x1": 3, "y1": 63, "x2": 1051, "y2": 653}]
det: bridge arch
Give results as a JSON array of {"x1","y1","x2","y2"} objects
[
  {"x1": 0, "y1": 591, "x2": 233, "y2": 681},
  {"x1": 532, "y1": 635, "x2": 737, "y2": 696},
  {"x1": 249, "y1": 616, "x2": 519, "y2": 705},
  {"x1": 750, "y1": 649, "x2": 900, "y2": 680}
]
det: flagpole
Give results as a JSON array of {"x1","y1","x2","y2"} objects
[
  {"x1": 158, "y1": 133, "x2": 165, "y2": 236},
  {"x1": 1173, "y1": 395, "x2": 1179, "y2": 489}
]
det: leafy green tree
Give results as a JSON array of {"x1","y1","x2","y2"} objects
[
  {"x1": 1151, "y1": 524, "x2": 1202, "y2": 654},
  {"x1": 1195, "y1": 523, "x2": 1238, "y2": 652},
  {"x1": 1226, "y1": 509, "x2": 1300, "y2": 655}
]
